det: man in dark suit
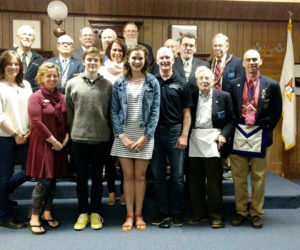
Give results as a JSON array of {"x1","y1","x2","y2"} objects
[
  {"x1": 123, "y1": 22, "x2": 154, "y2": 71},
  {"x1": 229, "y1": 49, "x2": 282, "y2": 229},
  {"x1": 13, "y1": 24, "x2": 43, "y2": 92},
  {"x1": 72, "y1": 27, "x2": 96, "y2": 60},
  {"x1": 47, "y1": 34, "x2": 84, "y2": 93},
  {"x1": 173, "y1": 33, "x2": 209, "y2": 85},
  {"x1": 210, "y1": 33, "x2": 244, "y2": 93},
  {"x1": 210, "y1": 33, "x2": 245, "y2": 180},
  {"x1": 188, "y1": 66, "x2": 234, "y2": 228}
]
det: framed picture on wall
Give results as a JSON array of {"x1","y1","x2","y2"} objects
[
  {"x1": 170, "y1": 25, "x2": 197, "y2": 42},
  {"x1": 13, "y1": 20, "x2": 41, "y2": 49}
]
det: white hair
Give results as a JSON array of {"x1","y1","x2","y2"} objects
[
  {"x1": 243, "y1": 49, "x2": 261, "y2": 60},
  {"x1": 57, "y1": 34, "x2": 74, "y2": 44},
  {"x1": 195, "y1": 66, "x2": 214, "y2": 81},
  {"x1": 212, "y1": 33, "x2": 229, "y2": 44},
  {"x1": 156, "y1": 47, "x2": 173, "y2": 59},
  {"x1": 101, "y1": 29, "x2": 117, "y2": 39},
  {"x1": 17, "y1": 25, "x2": 35, "y2": 36}
]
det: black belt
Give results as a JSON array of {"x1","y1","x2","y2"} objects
[{"x1": 159, "y1": 123, "x2": 181, "y2": 129}]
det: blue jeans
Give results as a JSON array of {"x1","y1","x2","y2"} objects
[
  {"x1": 151, "y1": 124, "x2": 185, "y2": 214},
  {"x1": 0, "y1": 137, "x2": 29, "y2": 221}
]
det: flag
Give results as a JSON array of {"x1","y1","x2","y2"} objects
[{"x1": 280, "y1": 16, "x2": 296, "y2": 150}]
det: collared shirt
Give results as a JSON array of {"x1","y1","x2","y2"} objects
[
  {"x1": 155, "y1": 72, "x2": 192, "y2": 126},
  {"x1": 195, "y1": 89, "x2": 213, "y2": 128},
  {"x1": 241, "y1": 74, "x2": 260, "y2": 123},
  {"x1": 16, "y1": 47, "x2": 32, "y2": 67},
  {"x1": 181, "y1": 56, "x2": 193, "y2": 81},
  {"x1": 80, "y1": 72, "x2": 102, "y2": 87},
  {"x1": 59, "y1": 55, "x2": 70, "y2": 68}
]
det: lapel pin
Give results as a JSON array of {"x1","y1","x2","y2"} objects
[
  {"x1": 237, "y1": 84, "x2": 240, "y2": 87},
  {"x1": 262, "y1": 89, "x2": 266, "y2": 99}
]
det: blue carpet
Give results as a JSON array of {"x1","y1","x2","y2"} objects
[{"x1": 0, "y1": 198, "x2": 300, "y2": 250}]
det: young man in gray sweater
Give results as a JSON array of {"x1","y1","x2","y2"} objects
[{"x1": 65, "y1": 47, "x2": 112, "y2": 231}]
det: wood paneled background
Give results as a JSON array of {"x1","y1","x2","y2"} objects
[{"x1": 0, "y1": 0, "x2": 300, "y2": 178}]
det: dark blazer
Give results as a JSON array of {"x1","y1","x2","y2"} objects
[
  {"x1": 46, "y1": 56, "x2": 84, "y2": 92},
  {"x1": 190, "y1": 86, "x2": 234, "y2": 157},
  {"x1": 72, "y1": 47, "x2": 84, "y2": 60},
  {"x1": 139, "y1": 42, "x2": 154, "y2": 72},
  {"x1": 173, "y1": 56, "x2": 209, "y2": 85},
  {"x1": 11, "y1": 47, "x2": 44, "y2": 92},
  {"x1": 210, "y1": 53, "x2": 244, "y2": 93},
  {"x1": 229, "y1": 74, "x2": 282, "y2": 147}
]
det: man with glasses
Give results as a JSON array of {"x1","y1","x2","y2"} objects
[
  {"x1": 47, "y1": 34, "x2": 84, "y2": 93},
  {"x1": 12, "y1": 24, "x2": 43, "y2": 92},
  {"x1": 73, "y1": 27, "x2": 96, "y2": 60},
  {"x1": 173, "y1": 33, "x2": 209, "y2": 85},
  {"x1": 123, "y1": 22, "x2": 154, "y2": 71}
]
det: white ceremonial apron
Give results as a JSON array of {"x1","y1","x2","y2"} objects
[{"x1": 189, "y1": 128, "x2": 221, "y2": 158}]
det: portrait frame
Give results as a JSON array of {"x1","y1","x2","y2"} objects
[
  {"x1": 13, "y1": 20, "x2": 41, "y2": 49},
  {"x1": 170, "y1": 25, "x2": 197, "y2": 43}
]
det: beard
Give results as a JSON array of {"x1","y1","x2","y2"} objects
[{"x1": 125, "y1": 38, "x2": 138, "y2": 48}]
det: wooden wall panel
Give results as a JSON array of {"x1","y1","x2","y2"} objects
[{"x1": 1, "y1": 11, "x2": 300, "y2": 176}]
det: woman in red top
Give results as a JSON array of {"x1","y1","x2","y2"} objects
[{"x1": 27, "y1": 62, "x2": 69, "y2": 234}]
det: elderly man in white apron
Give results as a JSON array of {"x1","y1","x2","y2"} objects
[{"x1": 188, "y1": 66, "x2": 234, "y2": 228}]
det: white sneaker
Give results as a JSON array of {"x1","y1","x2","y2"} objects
[{"x1": 74, "y1": 213, "x2": 89, "y2": 230}]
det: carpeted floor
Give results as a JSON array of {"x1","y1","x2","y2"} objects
[{"x1": 0, "y1": 198, "x2": 300, "y2": 250}]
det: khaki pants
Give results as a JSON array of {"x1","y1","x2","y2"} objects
[{"x1": 230, "y1": 147, "x2": 270, "y2": 218}]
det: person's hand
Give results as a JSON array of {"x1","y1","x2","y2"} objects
[
  {"x1": 217, "y1": 135, "x2": 226, "y2": 149},
  {"x1": 52, "y1": 140, "x2": 63, "y2": 151},
  {"x1": 24, "y1": 130, "x2": 31, "y2": 140},
  {"x1": 15, "y1": 134, "x2": 27, "y2": 145},
  {"x1": 119, "y1": 134, "x2": 134, "y2": 150},
  {"x1": 62, "y1": 134, "x2": 69, "y2": 148},
  {"x1": 175, "y1": 135, "x2": 188, "y2": 149},
  {"x1": 131, "y1": 136, "x2": 148, "y2": 152}
]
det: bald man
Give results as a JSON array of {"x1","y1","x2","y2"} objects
[
  {"x1": 101, "y1": 28, "x2": 117, "y2": 63},
  {"x1": 164, "y1": 39, "x2": 179, "y2": 58},
  {"x1": 47, "y1": 34, "x2": 84, "y2": 92},
  {"x1": 229, "y1": 49, "x2": 282, "y2": 229}
]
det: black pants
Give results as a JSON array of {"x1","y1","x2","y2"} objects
[
  {"x1": 105, "y1": 155, "x2": 123, "y2": 194},
  {"x1": 72, "y1": 141, "x2": 109, "y2": 214},
  {"x1": 188, "y1": 157, "x2": 223, "y2": 220}
]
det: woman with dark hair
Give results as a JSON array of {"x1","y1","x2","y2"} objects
[
  {"x1": 0, "y1": 50, "x2": 32, "y2": 229},
  {"x1": 111, "y1": 45, "x2": 160, "y2": 231},
  {"x1": 99, "y1": 38, "x2": 126, "y2": 206},
  {"x1": 26, "y1": 62, "x2": 69, "y2": 234}
]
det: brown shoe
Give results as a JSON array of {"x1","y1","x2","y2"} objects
[
  {"x1": 251, "y1": 216, "x2": 263, "y2": 229},
  {"x1": 231, "y1": 214, "x2": 247, "y2": 226},
  {"x1": 187, "y1": 215, "x2": 208, "y2": 225},
  {"x1": 211, "y1": 219, "x2": 223, "y2": 229},
  {"x1": 0, "y1": 219, "x2": 26, "y2": 229}
]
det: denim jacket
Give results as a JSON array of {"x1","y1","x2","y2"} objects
[{"x1": 111, "y1": 73, "x2": 160, "y2": 138}]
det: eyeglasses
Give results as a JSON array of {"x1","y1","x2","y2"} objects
[{"x1": 124, "y1": 30, "x2": 138, "y2": 34}]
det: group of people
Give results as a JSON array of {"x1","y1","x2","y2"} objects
[{"x1": 0, "y1": 21, "x2": 282, "y2": 235}]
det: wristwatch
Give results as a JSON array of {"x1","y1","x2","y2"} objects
[{"x1": 12, "y1": 133, "x2": 18, "y2": 138}]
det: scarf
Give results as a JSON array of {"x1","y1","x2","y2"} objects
[
  {"x1": 39, "y1": 85, "x2": 66, "y2": 139},
  {"x1": 105, "y1": 59, "x2": 124, "y2": 76}
]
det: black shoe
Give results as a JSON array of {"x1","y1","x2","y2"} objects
[
  {"x1": 159, "y1": 217, "x2": 171, "y2": 229},
  {"x1": 187, "y1": 215, "x2": 208, "y2": 225},
  {"x1": 0, "y1": 219, "x2": 26, "y2": 229},
  {"x1": 231, "y1": 214, "x2": 247, "y2": 226},
  {"x1": 251, "y1": 216, "x2": 263, "y2": 229},
  {"x1": 151, "y1": 211, "x2": 169, "y2": 226},
  {"x1": 8, "y1": 200, "x2": 18, "y2": 206},
  {"x1": 172, "y1": 213, "x2": 183, "y2": 227}
]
